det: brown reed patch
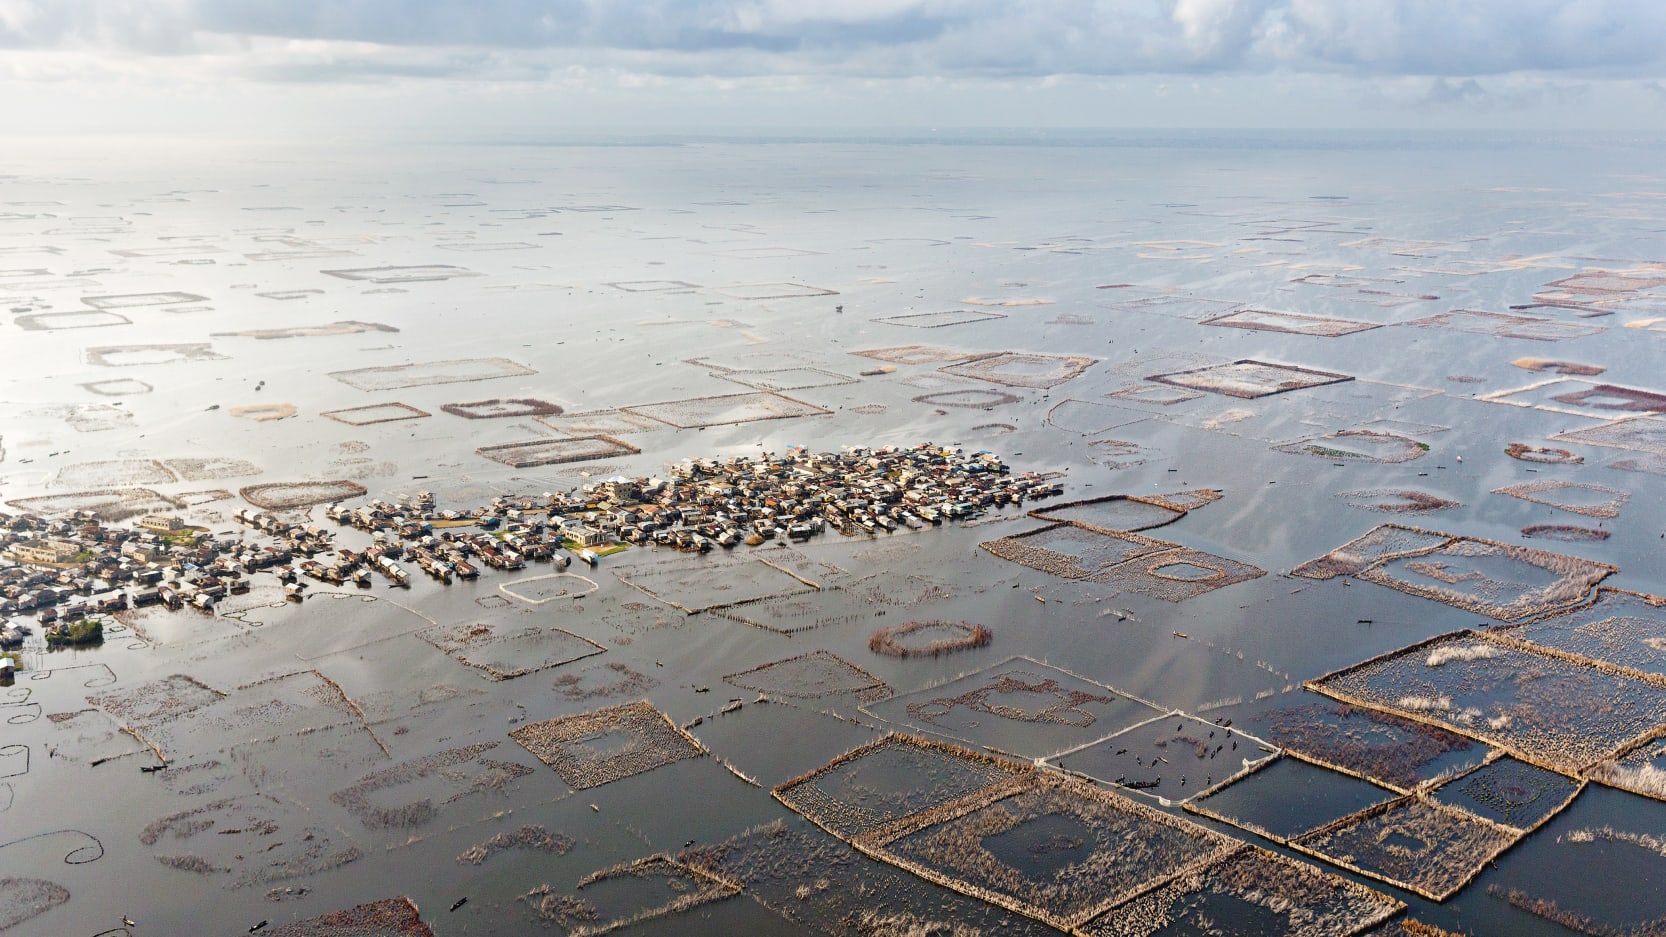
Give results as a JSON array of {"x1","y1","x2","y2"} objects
[
  {"x1": 1078, "y1": 844, "x2": 1403, "y2": 937},
  {"x1": 475, "y1": 435, "x2": 640, "y2": 468},
  {"x1": 1506, "y1": 443, "x2": 1584, "y2": 464},
  {"x1": 457, "y1": 825, "x2": 573, "y2": 865},
  {"x1": 1276, "y1": 429, "x2": 1430, "y2": 463},
  {"x1": 0, "y1": 878, "x2": 70, "y2": 931},
  {"x1": 1493, "y1": 479, "x2": 1629, "y2": 519},
  {"x1": 869, "y1": 620, "x2": 992, "y2": 658},
  {"x1": 1340, "y1": 489, "x2": 1461, "y2": 514},
  {"x1": 1248, "y1": 701, "x2": 1481, "y2": 791},
  {"x1": 867, "y1": 772, "x2": 1235, "y2": 930},
  {"x1": 1309, "y1": 629, "x2": 1666, "y2": 774},
  {"x1": 266, "y1": 896, "x2": 435, "y2": 936},
  {"x1": 330, "y1": 742, "x2": 531, "y2": 829},
  {"x1": 1523, "y1": 524, "x2": 1611, "y2": 542},
  {"x1": 523, "y1": 855, "x2": 740, "y2": 936},
  {"x1": 240, "y1": 480, "x2": 367, "y2": 510},
  {"x1": 1292, "y1": 795, "x2": 1516, "y2": 901},
  {"x1": 510, "y1": 700, "x2": 704, "y2": 790},
  {"x1": 440, "y1": 398, "x2": 564, "y2": 419},
  {"x1": 1293, "y1": 523, "x2": 1613, "y2": 621}
]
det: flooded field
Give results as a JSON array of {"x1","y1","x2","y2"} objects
[{"x1": 3, "y1": 131, "x2": 1666, "y2": 934}]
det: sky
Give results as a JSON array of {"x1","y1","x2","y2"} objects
[{"x1": 2, "y1": 0, "x2": 1665, "y2": 139}]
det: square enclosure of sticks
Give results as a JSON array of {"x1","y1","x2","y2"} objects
[
  {"x1": 1309, "y1": 630, "x2": 1666, "y2": 774},
  {"x1": 1147, "y1": 359, "x2": 1353, "y2": 399},
  {"x1": 773, "y1": 734, "x2": 1030, "y2": 840},
  {"x1": 869, "y1": 773, "x2": 1234, "y2": 929},
  {"x1": 510, "y1": 700, "x2": 704, "y2": 790},
  {"x1": 1079, "y1": 844, "x2": 1403, "y2": 937},
  {"x1": 864, "y1": 657, "x2": 1164, "y2": 760}
]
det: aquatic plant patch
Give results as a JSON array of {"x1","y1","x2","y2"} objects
[{"x1": 510, "y1": 700, "x2": 704, "y2": 790}]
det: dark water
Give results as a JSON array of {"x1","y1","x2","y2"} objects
[{"x1": 2, "y1": 131, "x2": 1665, "y2": 934}]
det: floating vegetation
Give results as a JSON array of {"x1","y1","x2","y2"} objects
[
  {"x1": 1513, "y1": 357, "x2": 1606, "y2": 376},
  {"x1": 0, "y1": 877, "x2": 70, "y2": 931},
  {"x1": 866, "y1": 657, "x2": 1163, "y2": 760},
  {"x1": 1498, "y1": 589, "x2": 1666, "y2": 682},
  {"x1": 1200, "y1": 307, "x2": 1381, "y2": 337},
  {"x1": 475, "y1": 435, "x2": 640, "y2": 468},
  {"x1": 1340, "y1": 488, "x2": 1461, "y2": 514},
  {"x1": 554, "y1": 661, "x2": 657, "y2": 702},
  {"x1": 330, "y1": 743, "x2": 531, "y2": 829},
  {"x1": 1505, "y1": 443, "x2": 1584, "y2": 464},
  {"x1": 1247, "y1": 700, "x2": 1482, "y2": 790},
  {"x1": 266, "y1": 896, "x2": 435, "y2": 936},
  {"x1": 509, "y1": 700, "x2": 704, "y2": 790},
  {"x1": 869, "y1": 620, "x2": 993, "y2": 658},
  {"x1": 1293, "y1": 795, "x2": 1517, "y2": 901},
  {"x1": 1146, "y1": 359, "x2": 1353, "y2": 399},
  {"x1": 140, "y1": 794, "x2": 363, "y2": 886},
  {"x1": 1493, "y1": 479, "x2": 1630, "y2": 519},
  {"x1": 1047, "y1": 711, "x2": 1278, "y2": 802},
  {"x1": 1276, "y1": 429, "x2": 1430, "y2": 463},
  {"x1": 228, "y1": 402, "x2": 297, "y2": 422},
  {"x1": 329, "y1": 356, "x2": 534, "y2": 391},
  {"x1": 417, "y1": 621, "x2": 605, "y2": 680},
  {"x1": 940, "y1": 352, "x2": 1098, "y2": 389},
  {"x1": 723, "y1": 650, "x2": 886, "y2": 699},
  {"x1": 240, "y1": 480, "x2": 367, "y2": 510},
  {"x1": 773, "y1": 734, "x2": 1030, "y2": 840},
  {"x1": 88, "y1": 673, "x2": 224, "y2": 732},
  {"x1": 320, "y1": 402, "x2": 431, "y2": 426},
  {"x1": 1079, "y1": 844, "x2": 1403, "y2": 937},
  {"x1": 456, "y1": 824, "x2": 573, "y2": 865},
  {"x1": 523, "y1": 855, "x2": 740, "y2": 936},
  {"x1": 1293, "y1": 523, "x2": 1613, "y2": 622},
  {"x1": 441, "y1": 397, "x2": 564, "y2": 419},
  {"x1": 621, "y1": 391, "x2": 832, "y2": 429},
  {"x1": 1523, "y1": 524, "x2": 1610, "y2": 542},
  {"x1": 870, "y1": 772, "x2": 1234, "y2": 929},
  {"x1": 1309, "y1": 630, "x2": 1666, "y2": 774}
]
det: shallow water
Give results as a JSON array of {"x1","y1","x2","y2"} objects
[{"x1": 2, "y1": 131, "x2": 1666, "y2": 934}]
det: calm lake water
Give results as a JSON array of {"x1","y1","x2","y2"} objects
[{"x1": 2, "y1": 131, "x2": 1665, "y2": 935}]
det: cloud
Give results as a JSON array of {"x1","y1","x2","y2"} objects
[{"x1": 0, "y1": 0, "x2": 1661, "y2": 83}]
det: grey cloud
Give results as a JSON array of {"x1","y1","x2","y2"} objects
[{"x1": 1, "y1": 0, "x2": 1662, "y2": 80}]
